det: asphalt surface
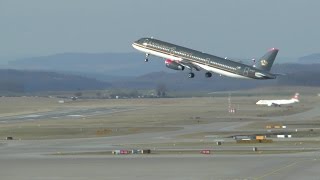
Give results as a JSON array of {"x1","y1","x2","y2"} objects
[
  {"x1": 1, "y1": 102, "x2": 320, "y2": 180},
  {"x1": 0, "y1": 107, "x2": 143, "y2": 123},
  {"x1": 0, "y1": 153, "x2": 319, "y2": 180}
]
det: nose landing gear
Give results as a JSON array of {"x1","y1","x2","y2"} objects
[{"x1": 145, "y1": 53, "x2": 149, "y2": 62}]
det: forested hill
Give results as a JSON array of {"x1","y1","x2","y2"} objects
[{"x1": 0, "y1": 69, "x2": 110, "y2": 93}]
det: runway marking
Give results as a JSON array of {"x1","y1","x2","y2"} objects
[
  {"x1": 253, "y1": 159, "x2": 300, "y2": 180},
  {"x1": 68, "y1": 115, "x2": 85, "y2": 117},
  {"x1": 23, "y1": 114, "x2": 41, "y2": 118}
]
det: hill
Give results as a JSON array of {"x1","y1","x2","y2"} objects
[
  {"x1": 6, "y1": 53, "x2": 166, "y2": 77},
  {"x1": 1, "y1": 62, "x2": 320, "y2": 95},
  {"x1": 5, "y1": 52, "x2": 298, "y2": 79},
  {"x1": 2, "y1": 52, "x2": 320, "y2": 94},
  {"x1": 298, "y1": 53, "x2": 320, "y2": 64},
  {"x1": 0, "y1": 69, "x2": 110, "y2": 94},
  {"x1": 110, "y1": 63, "x2": 320, "y2": 91},
  {"x1": 111, "y1": 71, "x2": 275, "y2": 91}
]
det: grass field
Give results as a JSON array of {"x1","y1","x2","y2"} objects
[{"x1": 0, "y1": 87, "x2": 319, "y2": 141}]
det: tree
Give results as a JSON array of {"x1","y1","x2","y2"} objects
[
  {"x1": 156, "y1": 83, "x2": 167, "y2": 97},
  {"x1": 128, "y1": 90, "x2": 139, "y2": 97},
  {"x1": 74, "y1": 91, "x2": 82, "y2": 97},
  {"x1": 96, "y1": 91, "x2": 102, "y2": 98}
]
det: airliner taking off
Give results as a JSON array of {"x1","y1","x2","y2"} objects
[
  {"x1": 132, "y1": 37, "x2": 279, "y2": 79},
  {"x1": 256, "y1": 93, "x2": 299, "y2": 107}
]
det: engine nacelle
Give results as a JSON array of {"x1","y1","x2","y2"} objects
[{"x1": 165, "y1": 59, "x2": 184, "y2": 71}]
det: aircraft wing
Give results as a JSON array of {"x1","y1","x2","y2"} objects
[
  {"x1": 179, "y1": 60, "x2": 201, "y2": 71},
  {"x1": 271, "y1": 103, "x2": 281, "y2": 107},
  {"x1": 257, "y1": 100, "x2": 281, "y2": 107},
  {"x1": 273, "y1": 73, "x2": 287, "y2": 76}
]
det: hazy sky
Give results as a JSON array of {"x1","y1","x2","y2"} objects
[{"x1": 1, "y1": 0, "x2": 320, "y2": 62}]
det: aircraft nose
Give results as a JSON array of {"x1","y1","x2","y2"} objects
[
  {"x1": 132, "y1": 40, "x2": 139, "y2": 46},
  {"x1": 132, "y1": 41, "x2": 139, "y2": 49}
]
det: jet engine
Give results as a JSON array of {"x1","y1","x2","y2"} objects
[{"x1": 165, "y1": 59, "x2": 184, "y2": 71}]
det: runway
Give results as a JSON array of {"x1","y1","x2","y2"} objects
[
  {"x1": 1, "y1": 119, "x2": 320, "y2": 180},
  {"x1": 0, "y1": 107, "x2": 142, "y2": 123},
  {"x1": 0, "y1": 153, "x2": 319, "y2": 180}
]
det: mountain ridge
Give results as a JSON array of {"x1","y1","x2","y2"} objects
[{"x1": 7, "y1": 52, "x2": 318, "y2": 77}]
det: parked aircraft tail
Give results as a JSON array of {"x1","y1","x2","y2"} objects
[
  {"x1": 256, "y1": 48, "x2": 279, "y2": 72},
  {"x1": 292, "y1": 93, "x2": 299, "y2": 102}
]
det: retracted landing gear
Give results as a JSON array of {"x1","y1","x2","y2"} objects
[{"x1": 145, "y1": 53, "x2": 149, "y2": 62}]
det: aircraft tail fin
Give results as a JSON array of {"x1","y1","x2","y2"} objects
[
  {"x1": 292, "y1": 93, "x2": 299, "y2": 102},
  {"x1": 256, "y1": 48, "x2": 279, "y2": 72}
]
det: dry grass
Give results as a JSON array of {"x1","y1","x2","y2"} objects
[{"x1": 0, "y1": 92, "x2": 318, "y2": 140}]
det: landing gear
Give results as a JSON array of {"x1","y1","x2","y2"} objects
[
  {"x1": 205, "y1": 72, "x2": 212, "y2": 78},
  {"x1": 188, "y1": 72, "x2": 195, "y2": 78},
  {"x1": 145, "y1": 53, "x2": 149, "y2": 62}
]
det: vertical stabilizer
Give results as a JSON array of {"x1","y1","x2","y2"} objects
[
  {"x1": 292, "y1": 93, "x2": 299, "y2": 102},
  {"x1": 257, "y1": 48, "x2": 279, "y2": 71}
]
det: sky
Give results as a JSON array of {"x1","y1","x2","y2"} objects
[{"x1": 1, "y1": 0, "x2": 320, "y2": 62}]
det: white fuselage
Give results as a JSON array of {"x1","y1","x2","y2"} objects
[
  {"x1": 256, "y1": 99, "x2": 299, "y2": 106},
  {"x1": 193, "y1": 62, "x2": 249, "y2": 79},
  {"x1": 132, "y1": 43, "x2": 182, "y2": 61}
]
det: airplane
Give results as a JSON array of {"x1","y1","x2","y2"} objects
[
  {"x1": 132, "y1": 37, "x2": 279, "y2": 79},
  {"x1": 256, "y1": 93, "x2": 299, "y2": 107}
]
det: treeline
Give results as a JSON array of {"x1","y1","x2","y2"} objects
[{"x1": 0, "y1": 80, "x2": 24, "y2": 93}]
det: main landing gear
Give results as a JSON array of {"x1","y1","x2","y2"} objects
[
  {"x1": 205, "y1": 72, "x2": 212, "y2": 78},
  {"x1": 188, "y1": 72, "x2": 212, "y2": 78},
  {"x1": 188, "y1": 72, "x2": 195, "y2": 78},
  {"x1": 145, "y1": 53, "x2": 149, "y2": 62}
]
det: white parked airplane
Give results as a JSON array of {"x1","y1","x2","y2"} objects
[{"x1": 256, "y1": 93, "x2": 299, "y2": 107}]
